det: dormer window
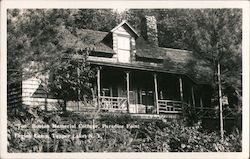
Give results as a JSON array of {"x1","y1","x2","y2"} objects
[{"x1": 110, "y1": 21, "x2": 139, "y2": 63}]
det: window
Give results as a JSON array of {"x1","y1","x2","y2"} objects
[
  {"x1": 118, "y1": 36, "x2": 130, "y2": 50},
  {"x1": 117, "y1": 35, "x2": 130, "y2": 63}
]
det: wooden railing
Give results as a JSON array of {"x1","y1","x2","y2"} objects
[
  {"x1": 195, "y1": 107, "x2": 239, "y2": 119},
  {"x1": 100, "y1": 96, "x2": 127, "y2": 112},
  {"x1": 158, "y1": 100, "x2": 188, "y2": 114},
  {"x1": 72, "y1": 96, "x2": 239, "y2": 119}
]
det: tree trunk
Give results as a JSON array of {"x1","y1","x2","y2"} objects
[
  {"x1": 217, "y1": 62, "x2": 224, "y2": 142},
  {"x1": 77, "y1": 62, "x2": 80, "y2": 111}
]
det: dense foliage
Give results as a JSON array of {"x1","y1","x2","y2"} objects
[
  {"x1": 48, "y1": 51, "x2": 95, "y2": 110},
  {"x1": 8, "y1": 107, "x2": 241, "y2": 152}
]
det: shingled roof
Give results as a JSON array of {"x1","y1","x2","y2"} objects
[
  {"x1": 68, "y1": 29, "x2": 212, "y2": 84},
  {"x1": 75, "y1": 29, "x2": 194, "y2": 60},
  {"x1": 75, "y1": 29, "x2": 115, "y2": 54},
  {"x1": 59, "y1": 28, "x2": 114, "y2": 54}
]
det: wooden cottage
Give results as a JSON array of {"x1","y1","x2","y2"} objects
[
  {"x1": 86, "y1": 16, "x2": 213, "y2": 115},
  {"x1": 8, "y1": 16, "x2": 218, "y2": 118}
]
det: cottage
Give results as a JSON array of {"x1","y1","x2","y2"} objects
[{"x1": 8, "y1": 16, "x2": 219, "y2": 118}]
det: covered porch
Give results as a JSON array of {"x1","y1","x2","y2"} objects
[{"x1": 93, "y1": 66, "x2": 210, "y2": 115}]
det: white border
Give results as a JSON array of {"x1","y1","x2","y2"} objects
[{"x1": 1, "y1": 1, "x2": 249, "y2": 159}]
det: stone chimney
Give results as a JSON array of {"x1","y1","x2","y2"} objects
[{"x1": 141, "y1": 16, "x2": 158, "y2": 46}]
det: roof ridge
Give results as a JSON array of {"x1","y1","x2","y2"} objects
[{"x1": 77, "y1": 28, "x2": 109, "y2": 34}]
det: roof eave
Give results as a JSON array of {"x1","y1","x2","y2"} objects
[
  {"x1": 135, "y1": 54, "x2": 164, "y2": 60},
  {"x1": 110, "y1": 20, "x2": 139, "y2": 38}
]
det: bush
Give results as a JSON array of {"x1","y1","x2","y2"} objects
[{"x1": 7, "y1": 106, "x2": 242, "y2": 152}]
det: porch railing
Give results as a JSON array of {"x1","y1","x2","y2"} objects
[
  {"x1": 99, "y1": 96, "x2": 127, "y2": 112},
  {"x1": 98, "y1": 97, "x2": 239, "y2": 119},
  {"x1": 195, "y1": 107, "x2": 239, "y2": 119},
  {"x1": 158, "y1": 100, "x2": 188, "y2": 114}
]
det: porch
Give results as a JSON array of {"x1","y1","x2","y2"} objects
[{"x1": 91, "y1": 66, "x2": 212, "y2": 116}]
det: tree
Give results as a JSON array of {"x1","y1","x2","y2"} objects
[
  {"x1": 124, "y1": 9, "x2": 241, "y2": 91},
  {"x1": 48, "y1": 50, "x2": 94, "y2": 111},
  {"x1": 7, "y1": 9, "x2": 111, "y2": 110},
  {"x1": 71, "y1": 9, "x2": 119, "y2": 32},
  {"x1": 8, "y1": 9, "x2": 119, "y2": 82},
  {"x1": 124, "y1": 9, "x2": 242, "y2": 140},
  {"x1": 7, "y1": 9, "x2": 73, "y2": 82},
  {"x1": 190, "y1": 9, "x2": 242, "y2": 141}
]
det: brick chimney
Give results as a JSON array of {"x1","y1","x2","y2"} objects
[{"x1": 141, "y1": 16, "x2": 158, "y2": 46}]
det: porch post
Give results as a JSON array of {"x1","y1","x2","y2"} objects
[
  {"x1": 191, "y1": 86, "x2": 195, "y2": 107},
  {"x1": 126, "y1": 71, "x2": 130, "y2": 113},
  {"x1": 109, "y1": 86, "x2": 113, "y2": 97},
  {"x1": 153, "y1": 73, "x2": 159, "y2": 114},
  {"x1": 97, "y1": 67, "x2": 101, "y2": 109},
  {"x1": 139, "y1": 89, "x2": 142, "y2": 104},
  {"x1": 179, "y1": 76, "x2": 184, "y2": 103},
  {"x1": 200, "y1": 97, "x2": 203, "y2": 109}
]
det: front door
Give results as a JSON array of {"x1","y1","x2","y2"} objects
[{"x1": 141, "y1": 90, "x2": 154, "y2": 113}]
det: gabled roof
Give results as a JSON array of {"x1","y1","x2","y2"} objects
[
  {"x1": 111, "y1": 20, "x2": 139, "y2": 38},
  {"x1": 67, "y1": 29, "x2": 115, "y2": 54},
  {"x1": 63, "y1": 28, "x2": 212, "y2": 84}
]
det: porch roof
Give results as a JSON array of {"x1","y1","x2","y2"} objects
[{"x1": 89, "y1": 59, "x2": 210, "y2": 85}]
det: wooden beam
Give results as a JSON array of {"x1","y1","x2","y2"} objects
[
  {"x1": 126, "y1": 71, "x2": 130, "y2": 113},
  {"x1": 154, "y1": 73, "x2": 159, "y2": 114},
  {"x1": 191, "y1": 86, "x2": 195, "y2": 107},
  {"x1": 97, "y1": 67, "x2": 101, "y2": 109}
]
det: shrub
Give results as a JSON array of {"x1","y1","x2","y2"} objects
[{"x1": 7, "y1": 106, "x2": 242, "y2": 152}]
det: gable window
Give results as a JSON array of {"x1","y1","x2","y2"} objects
[{"x1": 117, "y1": 35, "x2": 130, "y2": 63}]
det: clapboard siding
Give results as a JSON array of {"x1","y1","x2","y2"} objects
[
  {"x1": 8, "y1": 74, "x2": 88, "y2": 111},
  {"x1": 7, "y1": 80, "x2": 22, "y2": 108},
  {"x1": 22, "y1": 77, "x2": 42, "y2": 106}
]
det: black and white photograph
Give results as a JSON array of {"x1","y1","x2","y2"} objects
[{"x1": 1, "y1": 1, "x2": 249, "y2": 159}]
